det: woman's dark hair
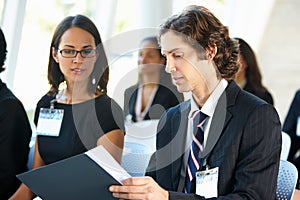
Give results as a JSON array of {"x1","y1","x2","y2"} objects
[
  {"x1": 158, "y1": 5, "x2": 239, "y2": 80},
  {"x1": 235, "y1": 37, "x2": 267, "y2": 92},
  {"x1": 0, "y1": 28, "x2": 7, "y2": 73},
  {"x1": 47, "y1": 14, "x2": 109, "y2": 95}
]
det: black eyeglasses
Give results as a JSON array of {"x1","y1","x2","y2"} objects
[{"x1": 58, "y1": 49, "x2": 97, "y2": 58}]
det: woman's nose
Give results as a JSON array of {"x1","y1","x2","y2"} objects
[
  {"x1": 138, "y1": 56, "x2": 147, "y2": 64},
  {"x1": 73, "y1": 52, "x2": 84, "y2": 63}
]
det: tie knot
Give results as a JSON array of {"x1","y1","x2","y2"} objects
[{"x1": 192, "y1": 110, "x2": 208, "y2": 126}]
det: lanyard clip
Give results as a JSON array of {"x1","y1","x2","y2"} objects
[{"x1": 50, "y1": 99, "x2": 57, "y2": 110}]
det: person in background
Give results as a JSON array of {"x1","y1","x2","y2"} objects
[
  {"x1": 10, "y1": 14, "x2": 124, "y2": 199},
  {"x1": 109, "y1": 5, "x2": 281, "y2": 199},
  {"x1": 0, "y1": 28, "x2": 32, "y2": 200},
  {"x1": 283, "y1": 89, "x2": 300, "y2": 189},
  {"x1": 234, "y1": 37, "x2": 274, "y2": 105},
  {"x1": 124, "y1": 36, "x2": 184, "y2": 123}
]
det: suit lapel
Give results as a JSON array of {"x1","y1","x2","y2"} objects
[
  {"x1": 171, "y1": 100, "x2": 191, "y2": 192},
  {"x1": 202, "y1": 91, "x2": 228, "y2": 158},
  {"x1": 202, "y1": 81, "x2": 240, "y2": 158},
  {"x1": 129, "y1": 85, "x2": 138, "y2": 119}
]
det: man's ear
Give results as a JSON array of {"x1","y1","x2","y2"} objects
[
  {"x1": 52, "y1": 47, "x2": 59, "y2": 63},
  {"x1": 206, "y1": 44, "x2": 217, "y2": 60}
]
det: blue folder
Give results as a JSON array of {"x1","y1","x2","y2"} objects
[{"x1": 17, "y1": 149, "x2": 124, "y2": 200}]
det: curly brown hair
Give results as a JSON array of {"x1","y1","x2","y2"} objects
[{"x1": 158, "y1": 5, "x2": 239, "y2": 80}]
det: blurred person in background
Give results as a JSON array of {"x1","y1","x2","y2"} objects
[
  {"x1": 124, "y1": 36, "x2": 183, "y2": 123},
  {"x1": 282, "y1": 89, "x2": 300, "y2": 189},
  {"x1": 0, "y1": 28, "x2": 32, "y2": 200},
  {"x1": 234, "y1": 37, "x2": 274, "y2": 105}
]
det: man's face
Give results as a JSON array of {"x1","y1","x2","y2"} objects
[{"x1": 160, "y1": 31, "x2": 213, "y2": 94}]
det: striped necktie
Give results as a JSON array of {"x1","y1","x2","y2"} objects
[{"x1": 185, "y1": 110, "x2": 208, "y2": 193}]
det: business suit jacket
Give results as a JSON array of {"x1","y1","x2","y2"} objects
[
  {"x1": 282, "y1": 89, "x2": 300, "y2": 183},
  {"x1": 124, "y1": 84, "x2": 184, "y2": 122},
  {"x1": 146, "y1": 81, "x2": 281, "y2": 199},
  {"x1": 0, "y1": 79, "x2": 32, "y2": 199},
  {"x1": 243, "y1": 81, "x2": 274, "y2": 105}
]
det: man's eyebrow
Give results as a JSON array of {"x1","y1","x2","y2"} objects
[{"x1": 162, "y1": 48, "x2": 180, "y2": 55}]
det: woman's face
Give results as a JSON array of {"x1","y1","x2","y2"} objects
[
  {"x1": 52, "y1": 27, "x2": 97, "y2": 85},
  {"x1": 137, "y1": 40, "x2": 165, "y2": 76}
]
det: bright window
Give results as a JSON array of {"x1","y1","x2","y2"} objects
[{"x1": 0, "y1": 0, "x2": 5, "y2": 24}]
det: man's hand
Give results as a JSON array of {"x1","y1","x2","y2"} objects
[{"x1": 109, "y1": 176, "x2": 169, "y2": 200}]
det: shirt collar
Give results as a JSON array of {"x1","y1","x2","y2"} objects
[{"x1": 190, "y1": 79, "x2": 228, "y2": 118}]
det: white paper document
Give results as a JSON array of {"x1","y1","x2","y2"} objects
[{"x1": 85, "y1": 145, "x2": 131, "y2": 183}]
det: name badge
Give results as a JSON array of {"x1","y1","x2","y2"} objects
[
  {"x1": 297, "y1": 116, "x2": 300, "y2": 137},
  {"x1": 196, "y1": 167, "x2": 218, "y2": 198},
  {"x1": 36, "y1": 108, "x2": 64, "y2": 137}
]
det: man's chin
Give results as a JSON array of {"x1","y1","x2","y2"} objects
[{"x1": 176, "y1": 86, "x2": 189, "y2": 93}]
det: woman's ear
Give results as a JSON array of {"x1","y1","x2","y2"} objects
[
  {"x1": 52, "y1": 47, "x2": 59, "y2": 63},
  {"x1": 159, "y1": 56, "x2": 166, "y2": 65}
]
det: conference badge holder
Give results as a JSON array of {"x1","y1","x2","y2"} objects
[
  {"x1": 196, "y1": 166, "x2": 218, "y2": 198},
  {"x1": 36, "y1": 100, "x2": 64, "y2": 137}
]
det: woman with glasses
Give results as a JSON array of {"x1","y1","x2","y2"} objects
[{"x1": 10, "y1": 15, "x2": 124, "y2": 199}]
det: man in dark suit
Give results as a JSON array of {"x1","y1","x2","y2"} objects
[{"x1": 110, "y1": 5, "x2": 281, "y2": 199}]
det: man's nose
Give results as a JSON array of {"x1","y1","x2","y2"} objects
[{"x1": 165, "y1": 58, "x2": 176, "y2": 73}]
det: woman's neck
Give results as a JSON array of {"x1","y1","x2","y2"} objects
[
  {"x1": 57, "y1": 81, "x2": 98, "y2": 104},
  {"x1": 141, "y1": 71, "x2": 160, "y2": 85}
]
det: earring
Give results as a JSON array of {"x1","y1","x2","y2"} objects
[
  {"x1": 58, "y1": 81, "x2": 67, "y2": 90},
  {"x1": 92, "y1": 78, "x2": 96, "y2": 85}
]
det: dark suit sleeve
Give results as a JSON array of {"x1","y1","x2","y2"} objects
[
  {"x1": 282, "y1": 90, "x2": 300, "y2": 161},
  {"x1": 283, "y1": 90, "x2": 300, "y2": 138},
  {"x1": 0, "y1": 99, "x2": 32, "y2": 170},
  {"x1": 169, "y1": 191, "x2": 210, "y2": 200},
  {"x1": 0, "y1": 99, "x2": 32, "y2": 197}
]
